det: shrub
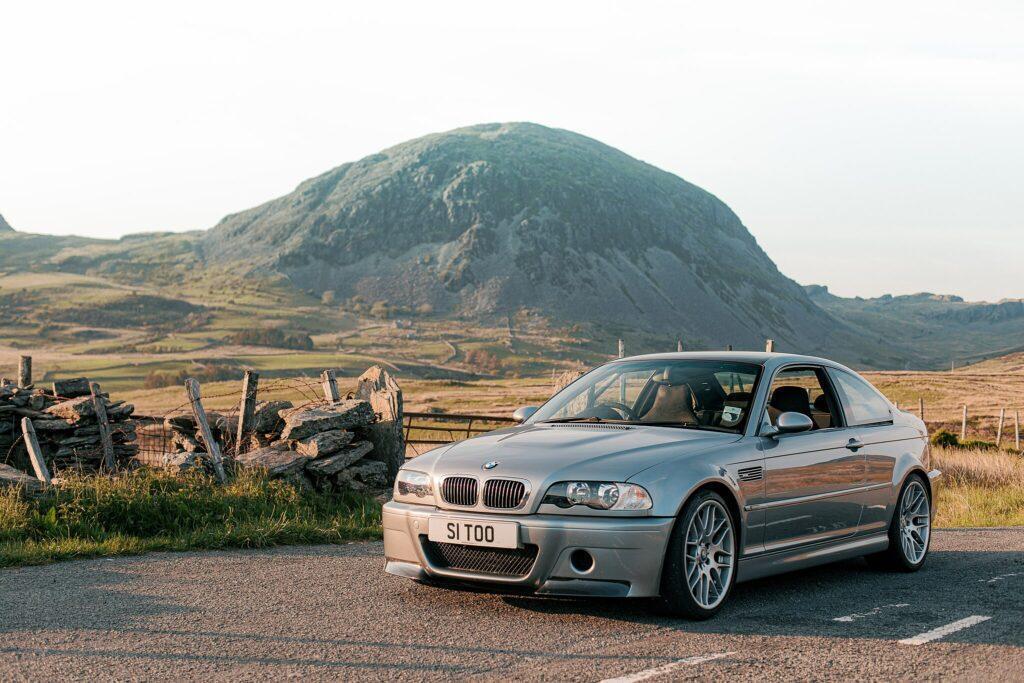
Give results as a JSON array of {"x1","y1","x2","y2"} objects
[
  {"x1": 464, "y1": 348, "x2": 503, "y2": 374},
  {"x1": 143, "y1": 362, "x2": 243, "y2": 389},
  {"x1": 228, "y1": 328, "x2": 314, "y2": 350},
  {"x1": 930, "y1": 429, "x2": 959, "y2": 448}
]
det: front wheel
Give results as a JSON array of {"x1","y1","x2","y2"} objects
[
  {"x1": 867, "y1": 474, "x2": 931, "y2": 571},
  {"x1": 652, "y1": 489, "x2": 737, "y2": 619}
]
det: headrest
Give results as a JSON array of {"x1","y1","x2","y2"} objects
[
  {"x1": 724, "y1": 391, "x2": 752, "y2": 406},
  {"x1": 660, "y1": 365, "x2": 690, "y2": 385},
  {"x1": 813, "y1": 393, "x2": 831, "y2": 413},
  {"x1": 770, "y1": 386, "x2": 810, "y2": 416}
]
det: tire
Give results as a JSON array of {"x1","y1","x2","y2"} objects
[
  {"x1": 866, "y1": 474, "x2": 931, "y2": 572},
  {"x1": 651, "y1": 489, "x2": 738, "y2": 619}
]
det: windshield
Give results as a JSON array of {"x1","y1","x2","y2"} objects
[{"x1": 529, "y1": 359, "x2": 762, "y2": 433}]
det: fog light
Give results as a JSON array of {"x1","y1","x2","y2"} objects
[{"x1": 570, "y1": 549, "x2": 594, "y2": 573}]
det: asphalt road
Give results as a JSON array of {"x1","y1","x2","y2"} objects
[{"x1": 1, "y1": 529, "x2": 1022, "y2": 681}]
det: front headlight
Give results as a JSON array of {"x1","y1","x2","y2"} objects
[
  {"x1": 393, "y1": 470, "x2": 433, "y2": 504},
  {"x1": 542, "y1": 481, "x2": 652, "y2": 510}
]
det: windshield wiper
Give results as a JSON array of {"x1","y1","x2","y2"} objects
[
  {"x1": 620, "y1": 421, "x2": 704, "y2": 429},
  {"x1": 539, "y1": 416, "x2": 612, "y2": 424}
]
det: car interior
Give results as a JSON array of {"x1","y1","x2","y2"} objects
[
  {"x1": 578, "y1": 364, "x2": 843, "y2": 433},
  {"x1": 764, "y1": 367, "x2": 840, "y2": 430},
  {"x1": 627, "y1": 365, "x2": 759, "y2": 431}
]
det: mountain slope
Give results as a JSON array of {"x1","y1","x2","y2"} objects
[
  {"x1": 204, "y1": 122, "x2": 858, "y2": 357},
  {"x1": 806, "y1": 286, "x2": 1024, "y2": 368}
]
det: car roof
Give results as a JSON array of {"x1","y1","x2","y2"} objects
[{"x1": 612, "y1": 351, "x2": 845, "y2": 368}]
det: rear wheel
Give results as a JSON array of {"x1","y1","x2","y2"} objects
[
  {"x1": 867, "y1": 474, "x2": 931, "y2": 571},
  {"x1": 652, "y1": 489, "x2": 737, "y2": 619}
]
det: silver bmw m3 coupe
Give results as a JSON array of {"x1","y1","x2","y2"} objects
[{"x1": 383, "y1": 352, "x2": 940, "y2": 618}]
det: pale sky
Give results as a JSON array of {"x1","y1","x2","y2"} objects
[{"x1": 2, "y1": 1, "x2": 1022, "y2": 302}]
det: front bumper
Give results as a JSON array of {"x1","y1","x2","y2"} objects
[{"x1": 383, "y1": 501, "x2": 675, "y2": 598}]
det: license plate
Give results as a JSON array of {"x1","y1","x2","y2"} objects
[{"x1": 428, "y1": 517, "x2": 519, "y2": 549}]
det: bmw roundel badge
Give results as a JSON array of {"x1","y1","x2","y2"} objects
[{"x1": 483, "y1": 461, "x2": 499, "y2": 470}]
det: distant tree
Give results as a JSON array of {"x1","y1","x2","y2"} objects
[
  {"x1": 464, "y1": 348, "x2": 503, "y2": 374},
  {"x1": 228, "y1": 328, "x2": 314, "y2": 350}
]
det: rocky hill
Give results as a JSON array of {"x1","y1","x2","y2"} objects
[
  {"x1": 0, "y1": 213, "x2": 14, "y2": 232},
  {"x1": 203, "y1": 123, "x2": 857, "y2": 356},
  {"x1": 4, "y1": 123, "x2": 1020, "y2": 371}
]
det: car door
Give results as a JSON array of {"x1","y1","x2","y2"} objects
[
  {"x1": 826, "y1": 367, "x2": 914, "y2": 536},
  {"x1": 757, "y1": 365, "x2": 865, "y2": 551}
]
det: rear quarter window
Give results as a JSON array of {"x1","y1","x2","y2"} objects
[{"x1": 828, "y1": 369, "x2": 893, "y2": 426}]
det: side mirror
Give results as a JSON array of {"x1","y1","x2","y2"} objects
[
  {"x1": 765, "y1": 411, "x2": 814, "y2": 437},
  {"x1": 512, "y1": 406, "x2": 539, "y2": 423}
]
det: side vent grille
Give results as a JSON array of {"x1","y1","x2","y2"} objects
[{"x1": 738, "y1": 466, "x2": 764, "y2": 482}]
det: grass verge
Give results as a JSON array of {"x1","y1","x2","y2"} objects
[
  {"x1": 933, "y1": 446, "x2": 1024, "y2": 527},
  {"x1": 0, "y1": 469, "x2": 382, "y2": 568}
]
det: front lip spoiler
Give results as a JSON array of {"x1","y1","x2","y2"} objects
[{"x1": 385, "y1": 561, "x2": 631, "y2": 598}]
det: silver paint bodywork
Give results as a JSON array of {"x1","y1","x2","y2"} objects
[{"x1": 383, "y1": 352, "x2": 940, "y2": 598}]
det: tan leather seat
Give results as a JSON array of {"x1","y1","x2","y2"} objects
[{"x1": 642, "y1": 368, "x2": 699, "y2": 424}]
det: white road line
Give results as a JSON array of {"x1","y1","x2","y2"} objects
[
  {"x1": 598, "y1": 652, "x2": 734, "y2": 683},
  {"x1": 834, "y1": 603, "x2": 910, "y2": 622},
  {"x1": 979, "y1": 572, "x2": 1023, "y2": 584},
  {"x1": 898, "y1": 615, "x2": 992, "y2": 645}
]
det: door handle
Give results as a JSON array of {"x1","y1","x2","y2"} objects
[{"x1": 845, "y1": 438, "x2": 864, "y2": 451}]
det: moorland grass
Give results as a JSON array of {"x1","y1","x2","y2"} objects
[
  {"x1": 933, "y1": 446, "x2": 1024, "y2": 527},
  {"x1": 0, "y1": 469, "x2": 381, "y2": 568}
]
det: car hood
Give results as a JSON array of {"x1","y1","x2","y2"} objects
[{"x1": 415, "y1": 422, "x2": 739, "y2": 486}]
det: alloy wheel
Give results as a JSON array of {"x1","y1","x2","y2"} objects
[
  {"x1": 684, "y1": 499, "x2": 734, "y2": 609},
  {"x1": 900, "y1": 480, "x2": 930, "y2": 564}
]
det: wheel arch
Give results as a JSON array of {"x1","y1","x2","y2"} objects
[{"x1": 672, "y1": 478, "x2": 744, "y2": 550}]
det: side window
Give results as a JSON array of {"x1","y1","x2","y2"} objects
[
  {"x1": 764, "y1": 367, "x2": 839, "y2": 430},
  {"x1": 828, "y1": 369, "x2": 893, "y2": 426}
]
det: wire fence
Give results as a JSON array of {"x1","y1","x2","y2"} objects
[
  {"x1": 403, "y1": 411, "x2": 517, "y2": 457},
  {"x1": 133, "y1": 375, "x2": 334, "y2": 466}
]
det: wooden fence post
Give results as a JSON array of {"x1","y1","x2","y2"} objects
[
  {"x1": 185, "y1": 378, "x2": 226, "y2": 483},
  {"x1": 90, "y1": 382, "x2": 116, "y2": 471},
  {"x1": 321, "y1": 369, "x2": 340, "y2": 405},
  {"x1": 765, "y1": 339, "x2": 775, "y2": 352},
  {"x1": 961, "y1": 405, "x2": 968, "y2": 441},
  {"x1": 996, "y1": 408, "x2": 1006, "y2": 448},
  {"x1": 235, "y1": 370, "x2": 259, "y2": 455},
  {"x1": 18, "y1": 355, "x2": 31, "y2": 388},
  {"x1": 617, "y1": 339, "x2": 625, "y2": 358},
  {"x1": 21, "y1": 418, "x2": 51, "y2": 484},
  {"x1": 1015, "y1": 410, "x2": 1021, "y2": 451},
  {"x1": 919, "y1": 398, "x2": 925, "y2": 425}
]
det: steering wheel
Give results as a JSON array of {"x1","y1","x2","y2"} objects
[{"x1": 604, "y1": 402, "x2": 637, "y2": 420}]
